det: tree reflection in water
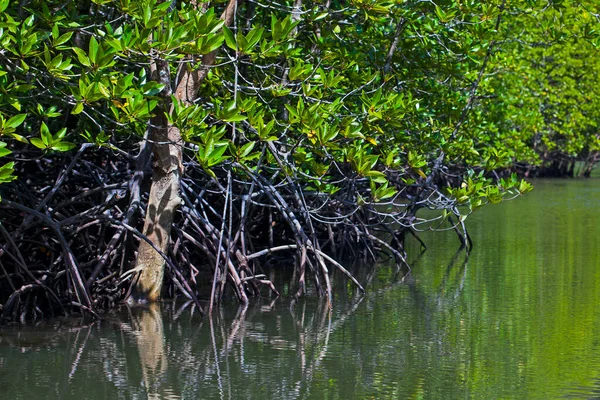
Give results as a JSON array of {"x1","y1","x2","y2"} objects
[
  {"x1": 120, "y1": 293, "x2": 366, "y2": 400},
  {"x1": 0, "y1": 263, "x2": 474, "y2": 400},
  {"x1": 127, "y1": 304, "x2": 168, "y2": 399}
]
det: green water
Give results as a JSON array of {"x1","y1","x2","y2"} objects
[{"x1": 1, "y1": 179, "x2": 600, "y2": 399}]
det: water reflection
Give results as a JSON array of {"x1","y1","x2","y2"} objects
[
  {"x1": 2, "y1": 180, "x2": 600, "y2": 399},
  {"x1": 127, "y1": 304, "x2": 169, "y2": 399},
  {"x1": 65, "y1": 296, "x2": 365, "y2": 400}
]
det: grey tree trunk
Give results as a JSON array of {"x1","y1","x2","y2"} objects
[{"x1": 129, "y1": 0, "x2": 239, "y2": 303}]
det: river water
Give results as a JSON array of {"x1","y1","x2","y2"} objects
[{"x1": 1, "y1": 179, "x2": 600, "y2": 399}]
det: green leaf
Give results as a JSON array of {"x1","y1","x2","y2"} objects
[
  {"x1": 245, "y1": 27, "x2": 264, "y2": 49},
  {"x1": 239, "y1": 141, "x2": 255, "y2": 158},
  {"x1": 314, "y1": 12, "x2": 328, "y2": 21},
  {"x1": 141, "y1": 82, "x2": 165, "y2": 96},
  {"x1": 366, "y1": 170, "x2": 387, "y2": 183},
  {"x1": 72, "y1": 102, "x2": 84, "y2": 115},
  {"x1": 143, "y1": 3, "x2": 152, "y2": 25},
  {"x1": 72, "y1": 47, "x2": 91, "y2": 67},
  {"x1": 52, "y1": 23, "x2": 59, "y2": 40},
  {"x1": 97, "y1": 82, "x2": 110, "y2": 98},
  {"x1": 222, "y1": 114, "x2": 247, "y2": 122},
  {"x1": 10, "y1": 133, "x2": 28, "y2": 144},
  {"x1": 223, "y1": 26, "x2": 236, "y2": 50},
  {"x1": 30, "y1": 138, "x2": 46, "y2": 149},
  {"x1": 54, "y1": 31, "x2": 74, "y2": 46},
  {"x1": 207, "y1": 145, "x2": 229, "y2": 166},
  {"x1": 88, "y1": 36, "x2": 99, "y2": 64},
  {"x1": 40, "y1": 122, "x2": 52, "y2": 146},
  {"x1": 51, "y1": 142, "x2": 76, "y2": 152},
  {"x1": 0, "y1": 141, "x2": 11, "y2": 158},
  {"x1": 378, "y1": 187, "x2": 397, "y2": 200},
  {"x1": 0, "y1": 162, "x2": 16, "y2": 182},
  {"x1": 54, "y1": 127, "x2": 67, "y2": 140},
  {"x1": 284, "y1": 104, "x2": 299, "y2": 120},
  {"x1": 6, "y1": 114, "x2": 26, "y2": 128}
]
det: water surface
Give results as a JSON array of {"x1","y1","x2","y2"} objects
[{"x1": 1, "y1": 179, "x2": 600, "y2": 399}]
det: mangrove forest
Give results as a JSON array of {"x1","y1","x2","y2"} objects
[{"x1": 0, "y1": 0, "x2": 599, "y2": 324}]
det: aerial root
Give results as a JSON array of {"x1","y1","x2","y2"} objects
[{"x1": 0, "y1": 146, "x2": 446, "y2": 324}]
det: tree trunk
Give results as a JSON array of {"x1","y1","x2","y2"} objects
[
  {"x1": 129, "y1": 0, "x2": 239, "y2": 303},
  {"x1": 129, "y1": 111, "x2": 183, "y2": 302}
]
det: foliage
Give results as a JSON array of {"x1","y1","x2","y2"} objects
[
  {"x1": 0, "y1": 0, "x2": 542, "y2": 210},
  {"x1": 476, "y1": 0, "x2": 600, "y2": 176}
]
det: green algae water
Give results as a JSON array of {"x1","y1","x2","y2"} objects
[{"x1": 1, "y1": 179, "x2": 600, "y2": 399}]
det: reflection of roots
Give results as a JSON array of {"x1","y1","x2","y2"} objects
[{"x1": 205, "y1": 295, "x2": 365, "y2": 397}]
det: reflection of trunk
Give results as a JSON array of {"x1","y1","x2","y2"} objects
[
  {"x1": 130, "y1": 0, "x2": 239, "y2": 302},
  {"x1": 130, "y1": 303, "x2": 167, "y2": 399}
]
